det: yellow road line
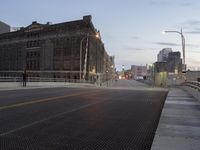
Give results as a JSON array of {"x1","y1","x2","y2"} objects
[{"x1": 0, "y1": 90, "x2": 96, "y2": 111}]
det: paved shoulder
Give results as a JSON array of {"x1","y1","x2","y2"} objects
[{"x1": 151, "y1": 88, "x2": 200, "y2": 150}]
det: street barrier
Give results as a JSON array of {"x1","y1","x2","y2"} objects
[
  {"x1": 0, "y1": 77, "x2": 94, "y2": 84},
  {"x1": 181, "y1": 81, "x2": 200, "y2": 101},
  {"x1": 182, "y1": 81, "x2": 200, "y2": 91}
]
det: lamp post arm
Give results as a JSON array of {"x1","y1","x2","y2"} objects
[
  {"x1": 164, "y1": 31, "x2": 182, "y2": 35},
  {"x1": 164, "y1": 30, "x2": 186, "y2": 68}
]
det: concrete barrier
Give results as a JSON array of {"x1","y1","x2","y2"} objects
[
  {"x1": 181, "y1": 86, "x2": 200, "y2": 101},
  {"x1": 0, "y1": 82, "x2": 96, "y2": 90},
  {"x1": 0, "y1": 82, "x2": 22, "y2": 87}
]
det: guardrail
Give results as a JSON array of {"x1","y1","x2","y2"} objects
[
  {"x1": 181, "y1": 81, "x2": 200, "y2": 101},
  {"x1": 181, "y1": 81, "x2": 200, "y2": 91},
  {"x1": 0, "y1": 77, "x2": 22, "y2": 82},
  {"x1": 0, "y1": 77, "x2": 94, "y2": 84}
]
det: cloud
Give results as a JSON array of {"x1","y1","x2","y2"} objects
[
  {"x1": 189, "y1": 50, "x2": 200, "y2": 53},
  {"x1": 123, "y1": 46, "x2": 165, "y2": 52},
  {"x1": 148, "y1": 47, "x2": 161, "y2": 51},
  {"x1": 123, "y1": 46, "x2": 144, "y2": 51},
  {"x1": 186, "y1": 44, "x2": 200, "y2": 48},
  {"x1": 187, "y1": 26, "x2": 200, "y2": 34},
  {"x1": 177, "y1": 20, "x2": 200, "y2": 34},
  {"x1": 153, "y1": 42, "x2": 180, "y2": 46},
  {"x1": 148, "y1": 0, "x2": 169, "y2": 5},
  {"x1": 193, "y1": 27, "x2": 200, "y2": 30},
  {"x1": 185, "y1": 20, "x2": 200, "y2": 26},
  {"x1": 149, "y1": 0, "x2": 194, "y2": 7},
  {"x1": 180, "y1": 1, "x2": 194, "y2": 7},
  {"x1": 154, "y1": 42, "x2": 199, "y2": 48},
  {"x1": 185, "y1": 31, "x2": 200, "y2": 34},
  {"x1": 131, "y1": 36, "x2": 139, "y2": 39}
]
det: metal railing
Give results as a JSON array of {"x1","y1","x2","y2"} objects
[
  {"x1": 0, "y1": 77, "x2": 22, "y2": 82},
  {"x1": 0, "y1": 77, "x2": 95, "y2": 84},
  {"x1": 182, "y1": 81, "x2": 200, "y2": 91}
]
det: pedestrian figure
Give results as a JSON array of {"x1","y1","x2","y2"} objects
[{"x1": 22, "y1": 71, "x2": 27, "y2": 87}]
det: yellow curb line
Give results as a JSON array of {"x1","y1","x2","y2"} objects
[{"x1": 0, "y1": 91, "x2": 94, "y2": 111}]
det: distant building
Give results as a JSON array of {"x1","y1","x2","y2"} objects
[
  {"x1": 131, "y1": 65, "x2": 147, "y2": 79},
  {"x1": 167, "y1": 51, "x2": 182, "y2": 73},
  {"x1": 156, "y1": 48, "x2": 182, "y2": 74},
  {"x1": 0, "y1": 21, "x2": 10, "y2": 34},
  {"x1": 0, "y1": 15, "x2": 112, "y2": 83},
  {"x1": 154, "y1": 62, "x2": 167, "y2": 72},
  {"x1": 157, "y1": 48, "x2": 172, "y2": 62},
  {"x1": 124, "y1": 69, "x2": 132, "y2": 79},
  {"x1": 153, "y1": 62, "x2": 168, "y2": 87},
  {"x1": 150, "y1": 49, "x2": 183, "y2": 87},
  {"x1": 10, "y1": 27, "x2": 21, "y2": 32}
]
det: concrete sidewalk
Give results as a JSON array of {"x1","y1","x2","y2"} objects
[{"x1": 151, "y1": 88, "x2": 200, "y2": 150}]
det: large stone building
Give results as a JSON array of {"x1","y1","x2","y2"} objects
[
  {"x1": 0, "y1": 15, "x2": 113, "y2": 83},
  {"x1": 0, "y1": 21, "x2": 10, "y2": 34}
]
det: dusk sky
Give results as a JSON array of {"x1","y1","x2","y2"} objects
[{"x1": 1, "y1": 0, "x2": 200, "y2": 70}]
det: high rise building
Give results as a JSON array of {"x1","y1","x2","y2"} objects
[
  {"x1": 155, "y1": 49, "x2": 182, "y2": 74},
  {"x1": 157, "y1": 48, "x2": 172, "y2": 62}
]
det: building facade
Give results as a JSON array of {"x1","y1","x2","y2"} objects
[
  {"x1": 0, "y1": 21, "x2": 10, "y2": 34},
  {"x1": 0, "y1": 15, "x2": 113, "y2": 83},
  {"x1": 157, "y1": 48, "x2": 172, "y2": 62},
  {"x1": 156, "y1": 48, "x2": 182, "y2": 74},
  {"x1": 167, "y1": 51, "x2": 182, "y2": 73},
  {"x1": 131, "y1": 65, "x2": 147, "y2": 79},
  {"x1": 154, "y1": 62, "x2": 167, "y2": 72}
]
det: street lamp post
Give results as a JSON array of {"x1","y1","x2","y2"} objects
[
  {"x1": 163, "y1": 29, "x2": 186, "y2": 71},
  {"x1": 106, "y1": 69, "x2": 108, "y2": 87},
  {"x1": 79, "y1": 32, "x2": 99, "y2": 81},
  {"x1": 23, "y1": 49, "x2": 28, "y2": 87}
]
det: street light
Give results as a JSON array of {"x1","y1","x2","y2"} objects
[
  {"x1": 80, "y1": 32, "x2": 100, "y2": 81},
  {"x1": 162, "y1": 29, "x2": 186, "y2": 71},
  {"x1": 106, "y1": 69, "x2": 109, "y2": 87},
  {"x1": 122, "y1": 65, "x2": 125, "y2": 71}
]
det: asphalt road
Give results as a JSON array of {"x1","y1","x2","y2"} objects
[{"x1": 0, "y1": 86, "x2": 168, "y2": 150}]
